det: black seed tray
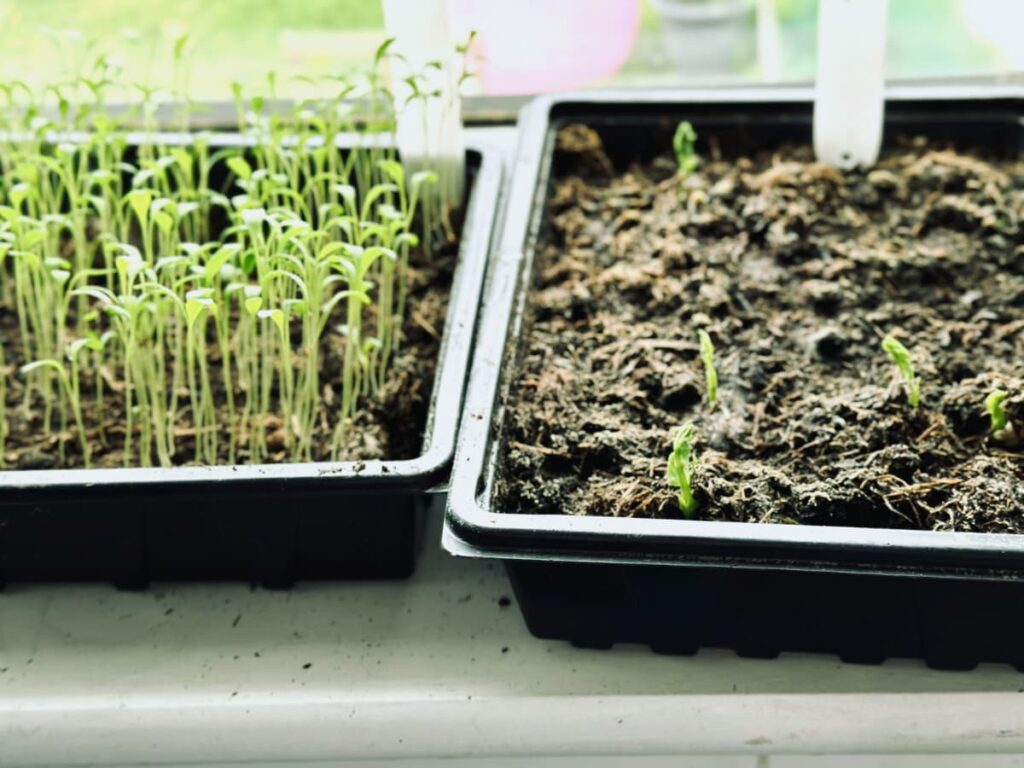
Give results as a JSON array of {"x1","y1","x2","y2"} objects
[
  {"x1": 0, "y1": 136, "x2": 502, "y2": 588},
  {"x1": 444, "y1": 87, "x2": 1024, "y2": 670}
]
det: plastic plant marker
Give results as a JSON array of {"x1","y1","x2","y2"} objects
[{"x1": 813, "y1": 0, "x2": 889, "y2": 169}]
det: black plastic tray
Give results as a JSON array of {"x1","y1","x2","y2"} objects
[
  {"x1": 444, "y1": 86, "x2": 1024, "y2": 669},
  {"x1": 0, "y1": 135, "x2": 502, "y2": 588}
]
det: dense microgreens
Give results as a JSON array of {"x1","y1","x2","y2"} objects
[
  {"x1": 667, "y1": 423, "x2": 699, "y2": 518},
  {"x1": 0, "y1": 39, "x2": 457, "y2": 468},
  {"x1": 881, "y1": 336, "x2": 921, "y2": 409}
]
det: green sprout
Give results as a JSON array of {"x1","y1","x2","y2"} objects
[
  {"x1": 20, "y1": 359, "x2": 89, "y2": 466},
  {"x1": 667, "y1": 424, "x2": 699, "y2": 518},
  {"x1": 673, "y1": 121, "x2": 699, "y2": 178},
  {"x1": 882, "y1": 336, "x2": 921, "y2": 408},
  {"x1": 986, "y1": 390, "x2": 1008, "y2": 432},
  {"x1": 698, "y1": 329, "x2": 718, "y2": 408},
  {"x1": 985, "y1": 389, "x2": 1019, "y2": 447}
]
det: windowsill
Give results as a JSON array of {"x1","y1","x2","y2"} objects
[{"x1": 3, "y1": 502, "x2": 1024, "y2": 765}]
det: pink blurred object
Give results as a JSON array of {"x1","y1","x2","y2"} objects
[{"x1": 450, "y1": 0, "x2": 642, "y2": 95}]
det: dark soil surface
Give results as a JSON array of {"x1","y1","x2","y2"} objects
[
  {"x1": 499, "y1": 124, "x2": 1024, "y2": 532},
  {"x1": 1, "y1": 248, "x2": 453, "y2": 469}
]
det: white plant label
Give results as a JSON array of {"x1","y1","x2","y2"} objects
[{"x1": 813, "y1": 0, "x2": 889, "y2": 169}]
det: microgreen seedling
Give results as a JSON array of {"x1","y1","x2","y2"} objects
[
  {"x1": 673, "y1": 121, "x2": 699, "y2": 178},
  {"x1": 986, "y1": 390, "x2": 1008, "y2": 432},
  {"x1": 667, "y1": 424, "x2": 699, "y2": 518},
  {"x1": 882, "y1": 336, "x2": 920, "y2": 408},
  {"x1": 985, "y1": 389, "x2": 1019, "y2": 447},
  {"x1": 20, "y1": 358, "x2": 89, "y2": 465},
  {"x1": 698, "y1": 329, "x2": 718, "y2": 408}
]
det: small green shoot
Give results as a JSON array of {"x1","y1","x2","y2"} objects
[
  {"x1": 882, "y1": 336, "x2": 921, "y2": 408},
  {"x1": 698, "y1": 329, "x2": 718, "y2": 408},
  {"x1": 673, "y1": 121, "x2": 699, "y2": 178},
  {"x1": 986, "y1": 390, "x2": 1008, "y2": 432},
  {"x1": 667, "y1": 424, "x2": 699, "y2": 518},
  {"x1": 20, "y1": 358, "x2": 89, "y2": 465},
  {"x1": 985, "y1": 389, "x2": 1019, "y2": 447}
]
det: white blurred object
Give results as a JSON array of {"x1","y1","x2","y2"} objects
[
  {"x1": 813, "y1": 0, "x2": 889, "y2": 169},
  {"x1": 755, "y1": 0, "x2": 782, "y2": 82},
  {"x1": 381, "y1": 0, "x2": 464, "y2": 211},
  {"x1": 652, "y1": 0, "x2": 757, "y2": 78},
  {"x1": 448, "y1": 0, "x2": 641, "y2": 95},
  {"x1": 959, "y1": 0, "x2": 1024, "y2": 71}
]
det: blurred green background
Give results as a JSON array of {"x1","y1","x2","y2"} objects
[{"x1": 0, "y1": 0, "x2": 1015, "y2": 100}]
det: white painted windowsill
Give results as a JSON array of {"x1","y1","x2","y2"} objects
[{"x1": 3, "y1": 504, "x2": 1024, "y2": 767}]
